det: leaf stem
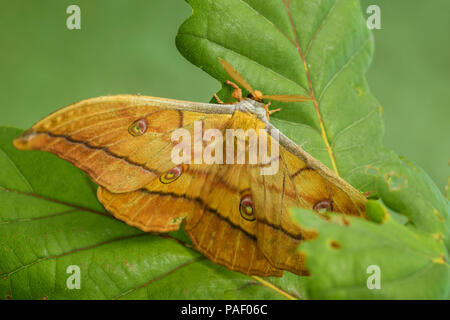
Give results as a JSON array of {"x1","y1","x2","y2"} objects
[{"x1": 251, "y1": 276, "x2": 298, "y2": 300}]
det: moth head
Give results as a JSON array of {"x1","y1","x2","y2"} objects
[{"x1": 247, "y1": 90, "x2": 264, "y2": 103}]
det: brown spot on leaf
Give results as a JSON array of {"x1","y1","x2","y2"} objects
[
  {"x1": 434, "y1": 233, "x2": 444, "y2": 243},
  {"x1": 329, "y1": 240, "x2": 341, "y2": 250},
  {"x1": 385, "y1": 172, "x2": 408, "y2": 191},
  {"x1": 433, "y1": 209, "x2": 444, "y2": 222},
  {"x1": 341, "y1": 217, "x2": 351, "y2": 226},
  {"x1": 432, "y1": 254, "x2": 447, "y2": 265}
]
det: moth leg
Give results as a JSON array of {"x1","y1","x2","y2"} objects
[
  {"x1": 226, "y1": 80, "x2": 243, "y2": 101},
  {"x1": 213, "y1": 93, "x2": 225, "y2": 104},
  {"x1": 269, "y1": 108, "x2": 281, "y2": 115},
  {"x1": 264, "y1": 102, "x2": 281, "y2": 120}
]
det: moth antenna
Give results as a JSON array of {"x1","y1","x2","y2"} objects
[
  {"x1": 218, "y1": 58, "x2": 255, "y2": 96},
  {"x1": 218, "y1": 58, "x2": 312, "y2": 104},
  {"x1": 262, "y1": 94, "x2": 313, "y2": 103}
]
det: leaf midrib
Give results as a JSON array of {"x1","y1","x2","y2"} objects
[
  {"x1": 281, "y1": 0, "x2": 338, "y2": 174},
  {"x1": 0, "y1": 186, "x2": 111, "y2": 218},
  {"x1": 112, "y1": 256, "x2": 206, "y2": 300}
]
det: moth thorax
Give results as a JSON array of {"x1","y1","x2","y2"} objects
[
  {"x1": 248, "y1": 90, "x2": 263, "y2": 102},
  {"x1": 235, "y1": 99, "x2": 267, "y2": 122}
]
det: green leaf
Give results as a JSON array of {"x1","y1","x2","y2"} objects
[
  {"x1": 0, "y1": 127, "x2": 299, "y2": 300},
  {"x1": 289, "y1": 156, "x2": 449, "y2": 299},
  {"x1": 291, "y1": 160, "x2": 450, "y2": 299},
  {"x1": 176, "y1": 0, "x2": 396, "y2": 192},
  {"x1": 366, "y1": 200, "x2": 388, "y2": 224},
  {"x1": 176, "y1": 0, "x2": 449, "y2": 299},
  {"x1": 373, "y1": 157, "x2": 450, "y2": 249},
  {"x1": 290, "y1": 208, "x2": 450, "y2": 299}
]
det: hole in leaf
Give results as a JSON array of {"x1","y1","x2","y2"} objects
[{"x1": 385, "y1": 172, "x2": 408, "y2": 191}]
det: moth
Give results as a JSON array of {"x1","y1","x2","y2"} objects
[{"x1": 13, "y1": 59, "x2": 367, "y2": 277}]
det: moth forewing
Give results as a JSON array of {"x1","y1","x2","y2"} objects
[{"x1": 13, "y1": 93, "x2": 367, "y2": 277}]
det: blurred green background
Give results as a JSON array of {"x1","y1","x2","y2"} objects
[{"x1": 0, "y1": 0, "x2": 448, "y2": 192}]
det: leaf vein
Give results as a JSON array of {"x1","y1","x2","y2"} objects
[
  {"x1": 317, "y1": 36, "x2": 371, "y2": 103},
  {"x1": 179, "y1": 33, "x2": 309, "y2": 93},
  {"x1": 304, "y1": 0, "x2": 339, "y2": 57},
  {"x1": 0, "y1": 146, "x2": 34, "y2": 192},
  {"x1": 112, "y1": 256, "x2": 206, "y2": 300},
  {"x1": 2, "y1": 233, "x2": 152, "y2": 278}
]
